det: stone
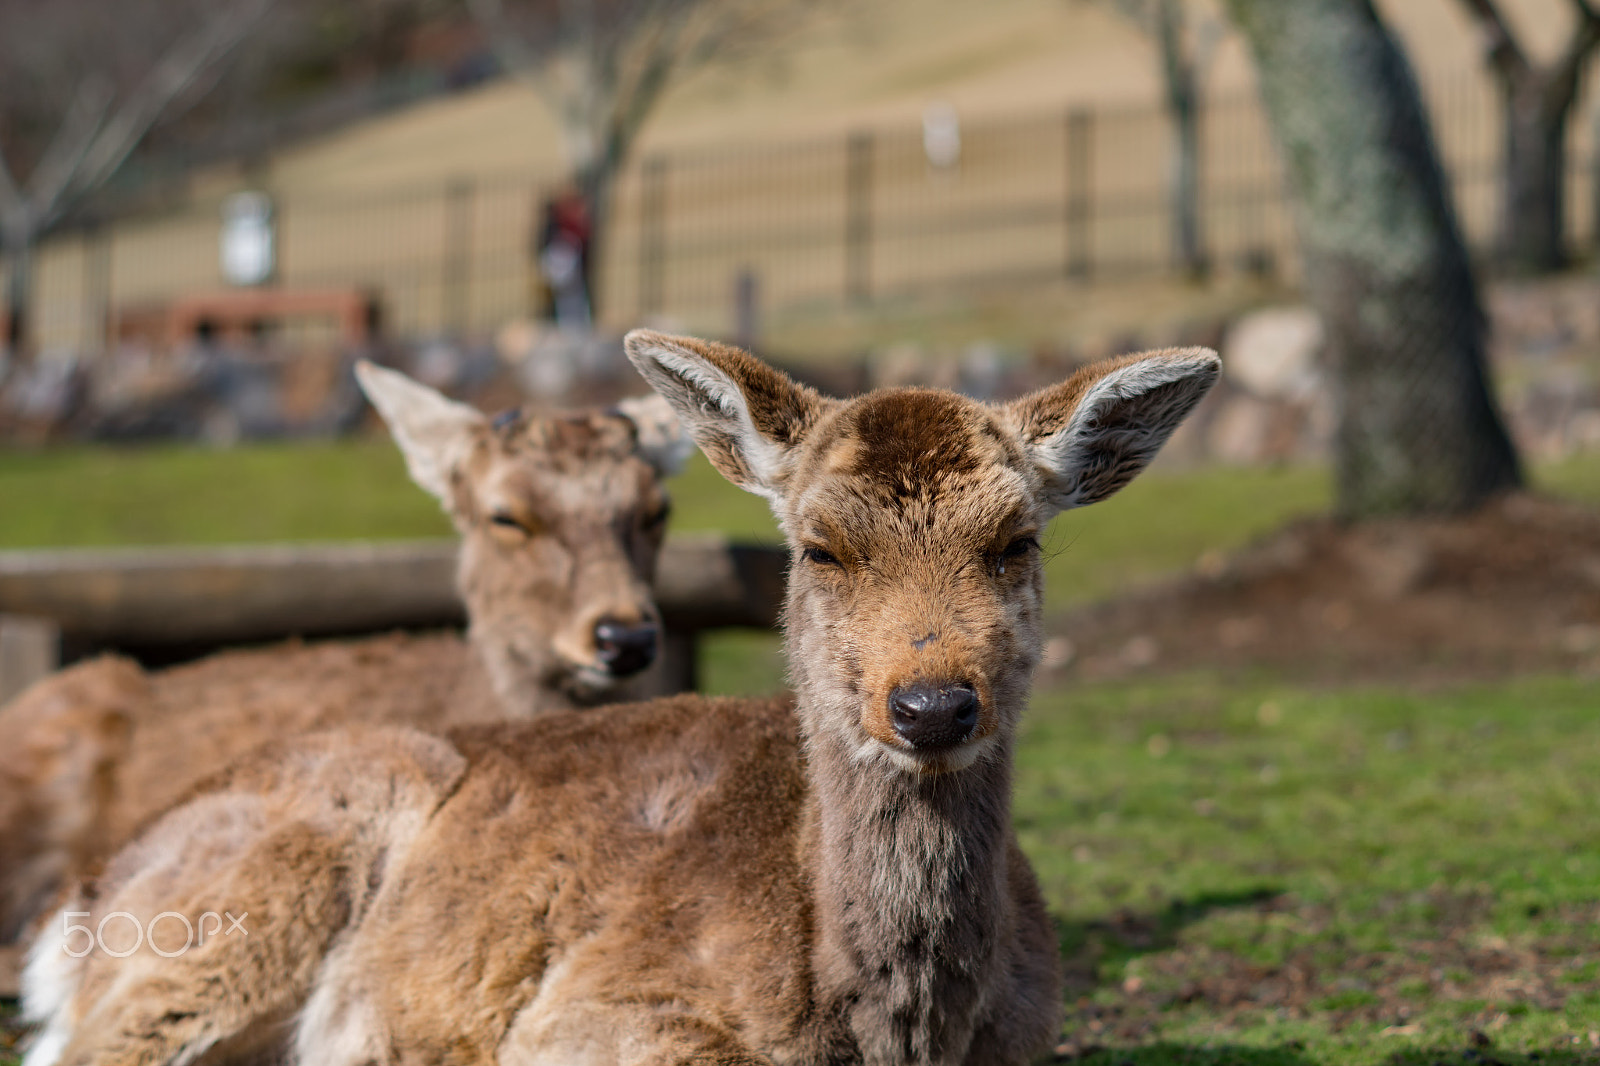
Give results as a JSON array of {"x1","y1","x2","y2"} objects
[{"x1": 1223, "y1": 305, "x2": 1323, "y2": 401}]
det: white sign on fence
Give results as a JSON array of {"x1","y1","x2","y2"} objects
[{"x1": 220, "y1": 191, "x2": 275, "y2": 287}]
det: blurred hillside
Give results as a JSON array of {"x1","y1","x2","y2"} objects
[{"x1": 218, "y1": 0, "x2": 1578, "y2": 194}]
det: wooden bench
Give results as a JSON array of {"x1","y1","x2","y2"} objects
[
  {"x1": 0, "y1": 535, "x2": 786, "y2": 701},
  {"x1": 163, "y1": 287, "x2": 380, "y2": 347}
]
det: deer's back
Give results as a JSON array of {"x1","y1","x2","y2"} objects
[
  {"x1": 109, "y1": 632, "x2": 502, "y2": 856},
  {"x1": 314, "y1": 692, "x2": 834, "y2": 1060}
]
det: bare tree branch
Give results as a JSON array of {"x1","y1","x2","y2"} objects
[
  {"x1": 67, "y1": 0, "x2": 273, "y2": 210},
  {"x1": 0, "y1": 0, "x2": 276, "y2": 353},
  {"x1": 464, "y1": 0, "x2": 562, "y2": 114},
  {"x1": 22, "y1": 78, "x2": 113, "y2": 226},
  {"x1": 1455, "y1": 0, "x2": 1531, "y2": 80},
  {"x1": 1547, "y1": 0, "x2": 1600, "y2": 109},
  {"x1": 0, "y1": 140, "x2": 28, "y2": 222}
]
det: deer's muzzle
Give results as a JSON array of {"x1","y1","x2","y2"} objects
[{"x1": 887, "y1": 680, "x2": 979, "y2": 751}]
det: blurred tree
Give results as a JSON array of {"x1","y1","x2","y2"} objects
[
  {"x1": 466, "y1": 0, "x2": 814, "y2": 316},
  {"x1": 1224, "y1": 0, "x2": 1522, "y2": 518},
  {"x1": 1454, "y1": 0, "x2": 1599, "y2": 275},
  {"x1": 1099, "y1": 0, "x2": 1222, "y2": 278},
  {"x1": 0, "y1": 0, "x2": 273, "y2": 357}
]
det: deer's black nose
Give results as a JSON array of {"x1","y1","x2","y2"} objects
[
  {"x1": 888, "y1": 681, "x2": 980, "y2": 751},
  {"x1": 593, "y1": 619, "x2": 658, "y2": 678}
]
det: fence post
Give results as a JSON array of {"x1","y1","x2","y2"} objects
[
  {"x1": 1065, "y1": 108, "x2": 1093, "y2": 281},
  {"x1": 442, "y1": 178, "x2": 475, "y2": 336},
  {"x1": 845, "y1": 131, "x2": 874, "y2": 304},
  {"x1": 734, "y1": 267, "x2": 759, "y2": 350},
  {"x1": 81, "y1": 221, "x2": 111, "y2": 358},
  {"x1": 0, "y1": 614, "x2": 59, "y2": 707},
  {"x1": 639, "y1": 154, "x2": 669, "y2": 317}
]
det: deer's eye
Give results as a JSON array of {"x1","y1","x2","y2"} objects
[
  {"x1": 490, "y1": 511, "x2": 530, "y2": 535},
  {"x1": 803, "y1": 546, "x2": 842, "y2": 568},
  {"x1": 643, "y1": 503, "x2": 672, "y2": 530},
  {"x1": 995, "y1": 535, "x2": 1038, "y2": 576}
]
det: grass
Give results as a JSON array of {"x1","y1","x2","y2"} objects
[
  {"x1": 0, "y1": 440, "x2": 451, "y2": 548},
  {"x1": 1013, "y1": 673, "x2": 1600, "y2": 1065}
]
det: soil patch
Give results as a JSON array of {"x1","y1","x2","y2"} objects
[{"x1": 1051, "y1": 494, "x2": 1600, "y2": 684}]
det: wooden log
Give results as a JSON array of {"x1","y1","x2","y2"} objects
[{"x1": 0, "y1": 537, "x2": 784, "y2": 655}]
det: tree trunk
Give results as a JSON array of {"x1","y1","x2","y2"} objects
[
  {"x1": 1224, "y1": 0, "x2": 1522, "y2": 519},
  {"x1": 1156, "y1": 0, "x2": 1208, "y2": 278},
  {"x1": 1593, "y1": 104, "x2": 1600, "y2": 252},
  {"x1": 1498, "y1": 76, "x2": 1574, "y2": 273},
  {"x1": 577, "y1": 159, "x2": 613, "y2": 320},
  {"x1": 1170, "y1": 85, "x2": 1207, "y2": 277}
]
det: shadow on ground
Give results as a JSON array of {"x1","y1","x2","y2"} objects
[
  {"x1": 1061, "y1": 1042, "x2": 1600, "y2": 1065},
  {"x1": 1056, "y1": 887, "x2": 1283, "y2": 995}
]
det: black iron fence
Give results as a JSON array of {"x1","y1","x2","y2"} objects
[{"x1": 14, "y1": 71, "x2": 1599, "y2": 353}]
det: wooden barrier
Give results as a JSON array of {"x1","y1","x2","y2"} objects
[{"x1": 0, "y1": 536, "x2": 786, "y2": 694}]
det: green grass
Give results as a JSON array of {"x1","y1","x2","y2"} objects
[
  {"x1": 0, "y1": 440, "x2": 451, "y2": 547},
  {"x1": 1009, "y1": 672, "x2": 1600, "y2": 1065}
]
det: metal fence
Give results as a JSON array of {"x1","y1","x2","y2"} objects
[{"x1": 14, "y1": 68, "x2": 1600, "y2": 354}]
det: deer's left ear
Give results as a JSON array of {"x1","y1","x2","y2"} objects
[
  {"x1": 624, "y1": 329, "x2": 833, "y2": 502},
  {"x1": 1001, "y1": 347, "x2": 1220, "y2": 513},
  {"x1": 355, "y1": 360, "x2": 486, "y2": 505}
]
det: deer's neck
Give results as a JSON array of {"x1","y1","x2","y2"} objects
[{"x1": 802, "y1": 725, "x2": 1014, "y2": 1065}]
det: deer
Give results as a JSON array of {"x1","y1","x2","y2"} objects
[
  {"x1": 0, "y1": 360, "x2": 690, "y2": 952},
  {"x1": 18, "y1": 331, "x2": 1219, "y2": 1066}
]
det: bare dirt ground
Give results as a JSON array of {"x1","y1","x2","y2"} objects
[{"x1": 1052, "y1": 493, "x2": 1600, "y2": 685}]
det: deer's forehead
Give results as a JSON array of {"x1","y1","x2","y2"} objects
[
  {"x1": 477, "y1": 442, "x2": 659, "y2": 516},
  {"x1": 827, "y1": 389, "x2": 1013, "y2": 476},
  {"x1": 512, "y1": 412, "x2": 639, "y2": 471},
  {"x1": 794, "y1": 390, "x2": 1037, "y2": 538}
]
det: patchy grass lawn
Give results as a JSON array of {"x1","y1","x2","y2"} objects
[{"x1": 1016, "y1": 673, "x2": 1600, "y2": 1065}]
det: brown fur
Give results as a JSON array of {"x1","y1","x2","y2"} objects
[
  {"x1": 0, "y1": 374, "x2": 684, "y2": 947},
  {"x1": 22, "y1": 335, "x2": 1218, "y2": 1066}
]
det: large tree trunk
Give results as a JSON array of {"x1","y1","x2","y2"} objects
[{"x1": 1224, "y1": 0, "x2": 1522, "y2": 519}]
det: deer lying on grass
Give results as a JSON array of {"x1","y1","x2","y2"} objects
[
  {"x1": 20, "y1": 332, "x2": 1218, "y2": 1066},
  {"x1": 0, "y1": 361, "x2": 689, "y2": 947}
]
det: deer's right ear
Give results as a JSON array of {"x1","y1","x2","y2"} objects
[
  {"x1": 1002, "y1": 347, "x2": 1220, "y2": 514},
  {"x1": 624, "y1": 330, "x2": 830, "y2": 500},
  {"x1": 355, "y1": 360, "x2": 486, "y2": 504}
]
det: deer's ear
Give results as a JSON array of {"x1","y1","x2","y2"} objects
[
  {"x1": 624, "y1": 330, "x2": 831, "y2": 500},
  {"x1": 613, "y1": 393, "x2": 693, "y2": 477},
  {"x1": 1003, "y1": 347, "x2": 1220, "y2": 513},
  {"x1": 355, "y1": 360, "x2": 486, "y2": 504}
]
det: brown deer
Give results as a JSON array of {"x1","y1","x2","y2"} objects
[
  {"x1": 0, "y1": 361, "x2": 688, "y2": 949},
  {"x1": 19, "y1": 332, "x2": 1218, "y2": 1066}
]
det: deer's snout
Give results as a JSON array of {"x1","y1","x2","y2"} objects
[
  {"x1": 593, "y1": 618, "x2": 659, "y2": 678},
  {"x1": 888, "y1": 681, "x2": 979, "y2": 751}
]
